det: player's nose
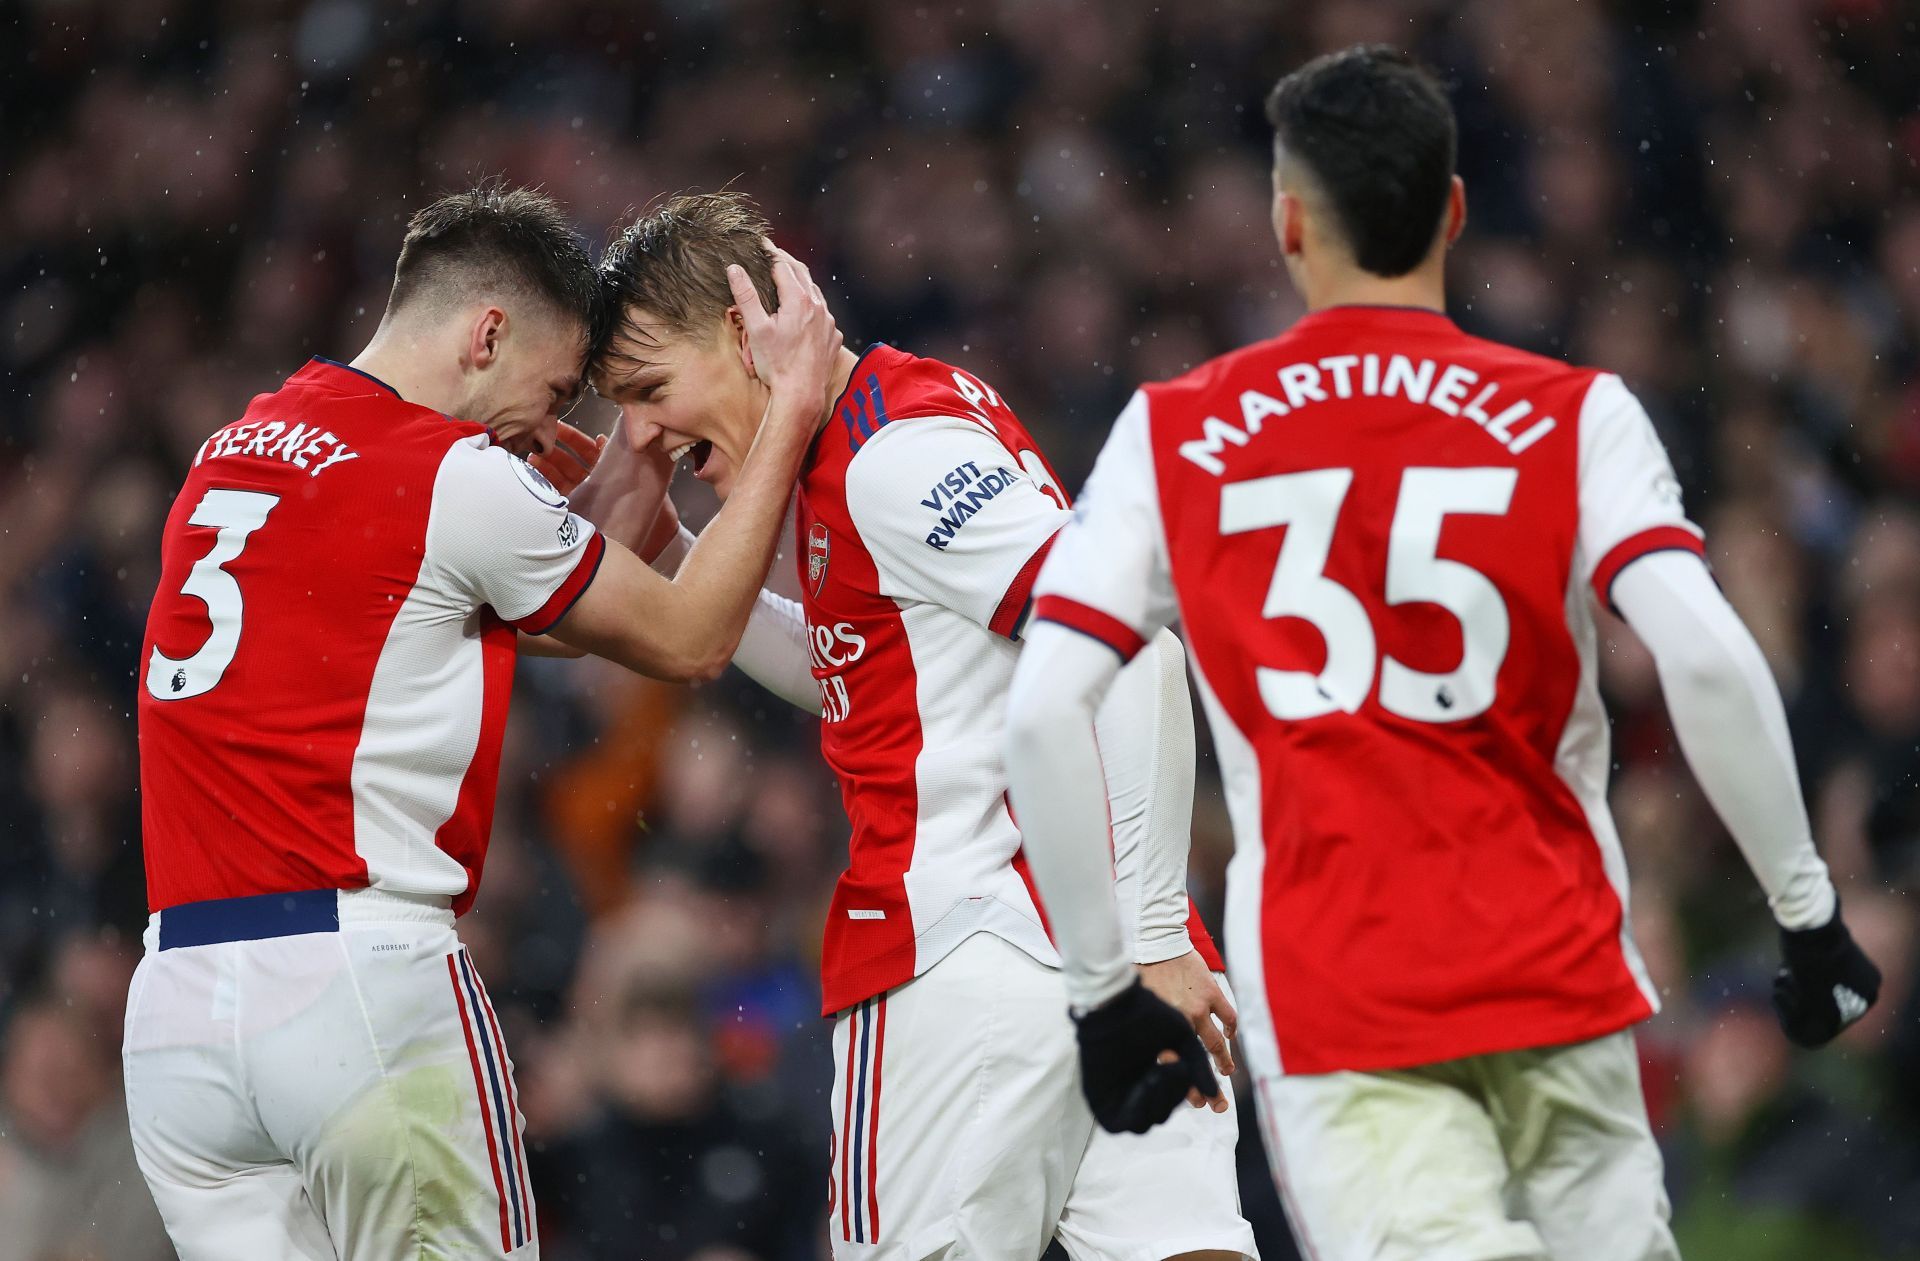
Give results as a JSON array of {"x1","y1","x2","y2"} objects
[{"x1": 620, "y1": 408, "x2": 664, "y2": 453}]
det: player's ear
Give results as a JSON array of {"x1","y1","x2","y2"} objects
[
  {"x1": 1444, "y1": 176, "x2": 1467, "y2": 248},
  {"x1": 729, "y1": 307, "x2": 757, "y2": 381},
  {"x1": 468, "y1": 307, "x2": 508, "y2": 370},
  {"x1": 1270, "y1": 167, "x2": 1287, "y2": 248},
  {"x1": 1279, "y1": 191, "x2": 1306, "y2": 258}
]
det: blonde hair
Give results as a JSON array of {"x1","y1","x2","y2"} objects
[{"x1": 594, "y1": 190, "x2": 779, "y2": 368}]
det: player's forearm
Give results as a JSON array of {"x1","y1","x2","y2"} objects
[
  {"x1": 649, "y1": 522, "x2": 820, "y2": 713},
  {"x1": 662, "y1": 398, "x2": 818, "y2": 674},
  {"x1": 1096, "y1": 629, "x2": 1197, "y2": 964},
  {"x1": 735, "y1": 587, "x2": 823, "y2": 714},
  {"x1": 551, "y1": 403, "x2": 817, "y2": 682},
  {"x1": 524, "y1": 442, "x2": 670, "y2": 662},
  {"x1": 1006, "y1": 621, "x2": 1135, "y2": 1010},
  {"x1": 1613, "y1": 552, "x2": 1836, "y2": 927}
]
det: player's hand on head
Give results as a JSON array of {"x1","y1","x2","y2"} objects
[
  {"x1": 1074, "y1": 977, "x2": 1221, "y2": 1134},
  {"x1": 563, "y1": 414, "x2": 682, "y2": 560},
  {"x1": 1772, "y1": 907, "x2": 1882, "y2": 1048},
  {"x1": 1139, "y1": 950, "x2": 1237, "y2": 1108},
  {"x1": 729, "y1": 241, "x2": 841, "y2": 411},
  {"x1": 528, "y1": 420, "x2": 607, "y2": 497}
]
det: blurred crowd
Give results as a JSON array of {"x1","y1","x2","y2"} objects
[{"x1": 2, "y1": 0, "x2": 1917, "y2": 1257}]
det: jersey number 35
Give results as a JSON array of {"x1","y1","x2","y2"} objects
[{"x1": 1224, "y1": 465, "x2": 1517, "y2": 725}]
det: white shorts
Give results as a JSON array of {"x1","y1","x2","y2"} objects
[
  {"x1": 826, "y1": 932, "x2": 1257, "y2": 1261},
  {"x1": 122, "y1": 888, "x2": 537, "y2": 1260},
  {"x1": 1244, "y1": 1023, "x2": 1677, "y2": 1261}
]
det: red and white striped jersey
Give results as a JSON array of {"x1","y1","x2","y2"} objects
[
  {"x1": 798, "y1": 345, "x2": 1222, "y2": 1015},
  {"x1": 1036, "y1": 306, "x2": 1701, "y2": 1074},
  {"x1": 138, "y1": 358, "x2": 604, "y2": 916}
]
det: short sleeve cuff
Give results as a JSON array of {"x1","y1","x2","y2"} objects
[
  {"x1": 1033, "y1": 595, "x2": 1148, "y2": 662},
  {"x1": 1591, "y1": 526, "x2": 1705, "y2": 608},
  {"x1": 510, "y1": 532, "x2": 606, "y2": 635},
  {"x1": 989, "y1": 531, "x2": 1060, "y2": 640}
]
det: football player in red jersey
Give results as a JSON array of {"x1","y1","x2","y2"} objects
[
  {"x1": 1003, "y1": 45, "x2": 1883, "y2": 1261},
  {"x1": 574, "y1": 193, "x2": 1256, "y2": 1260},
  {"x1": 127, "y1": 185, "x2": 840, "y2": 1260}
]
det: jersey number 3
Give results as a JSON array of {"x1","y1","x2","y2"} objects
[
  {"x1": 1222, "y1": 466, "x2": 1517, "y2": 724},
  {"x1": 145, "y1": 488, "x2": 281, "y2": 701}
]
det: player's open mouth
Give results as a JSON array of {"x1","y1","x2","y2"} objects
[{"x1": 666, "y1": 439, "x2": 714, "y2": 474}]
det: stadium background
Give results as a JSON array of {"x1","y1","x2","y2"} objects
[{"x1": 3, "y1": 0, "x2": 1918, "y2": 1257}]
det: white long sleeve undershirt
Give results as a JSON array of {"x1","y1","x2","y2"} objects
[
  {"x1": 1006, "y1": 619, "x2": 1136, "y2": 1009},
  {"x1": 1097, "y1": 628, "x2": 1198, "y2": 965},
  {"x1": 1610, "y1": 550, "x2": 1835, "y2": 928}
]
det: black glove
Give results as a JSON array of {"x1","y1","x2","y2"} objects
[
  {"x1": 1772, "y1": 911, "x2": 1882, "y2": 1048},
  {"x1": 1073, "y1": 978, "x2": 1221, "y2": 1134}
]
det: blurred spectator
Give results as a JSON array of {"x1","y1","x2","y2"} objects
[
  {"x1": 540, "y1": 982, "x2": 815, "y2": 1261},
  {"x1": 0, "y1": 996, "x2": 171, "y2": 1261}
]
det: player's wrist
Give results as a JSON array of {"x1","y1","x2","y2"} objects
[
  {"x1": 1067, "y1": 960, "x2": 1138, "y2": 1018},
  {"x1": 1777, "y1": 903, "x2": 1852, "y2": 961},
  {"x1": 1770, "y1": 875, "x2": 1838, "y2": 932},
  {"x1": 760, "y1": 378, "x2": 829, "y2": 433},
  {"x1": 748, "y1": 391, "x2": 824, "y2": 467},
  {"x1": 725, "y1": 409, "x2": 811, "y2": 509}
]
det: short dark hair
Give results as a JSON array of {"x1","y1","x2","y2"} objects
[
  {"x1": 1265, "y1": 45, "x2": 1457, "y2": 277},
  {"x1": 594, "y1": 191, "x2": 779, "y2": 370},
  {"x1": 385, "y1": 183, "x2": 598, "y2": 332}
]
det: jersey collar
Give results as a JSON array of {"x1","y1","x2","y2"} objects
[
  {"x1": 299, "y1": 357, "x2": 405, "y2": 400},
  {"x1": 810, "y1": 341, "x2": 895, "y2": 467},
  {"x1": 1295, "y1": 304, "x2": 1458, "y2": 331}
]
